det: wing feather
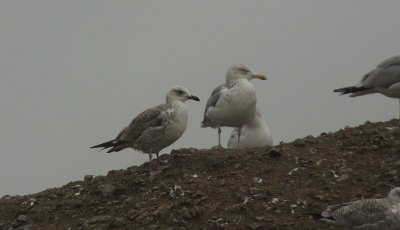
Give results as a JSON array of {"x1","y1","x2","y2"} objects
[
  {"x1": 201, "y1": 84, "x2": 225, "y2": 127},
  {"x1": 91, "y1": 104, "x2": 167, "y2": 152}
]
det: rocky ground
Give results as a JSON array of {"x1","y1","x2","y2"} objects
[{"x1": 1, "y1": 120, "x2": 400, "y2": 230}]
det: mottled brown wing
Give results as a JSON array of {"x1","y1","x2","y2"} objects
[
  {"x1": 324, "y1": 199, "x2": 389, "y2": 227},
  {"x1": 118, "y1": 104, "x2": 167, "y2": 144}
]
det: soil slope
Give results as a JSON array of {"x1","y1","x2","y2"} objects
[{"x1": 1, "y1": 120, "x2": 400, "y2": 230}]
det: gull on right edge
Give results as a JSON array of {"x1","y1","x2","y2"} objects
[
  {"x1": 334, "y1": 55, "x2": 400, "y2": 98},
  {"x1": 227, "y1": 107, "x2": 273, "y2": 149},
  {"x1": 201, "y1": 64, "x2": 267, "y2": 150},
  {"x1": 318, "y1": 187, "x2": 400, "y2": 229}
]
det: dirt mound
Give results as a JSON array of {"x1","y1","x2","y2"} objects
[{"x1": 1, "y1": 120, "x2": 400, "y2": 230}]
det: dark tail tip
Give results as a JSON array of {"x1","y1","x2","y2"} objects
[
  {"x1": 333, "y1": 86, "x2": 369, "y2": 95},
  {"x1": 90, "y1": 140, "x2": 114, "y2": 150},
  {"x1": 308, "y1": 211, "x2": 323, "y2": 220}
]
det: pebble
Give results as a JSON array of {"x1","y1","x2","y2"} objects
[
  {"x1": 388, "y1": 170, "x2": 398, "y2": 176},
  {"x1": 216, "y1": 217, "x2": 224, "y2": 223},
  {"x1": 263, "y1": 166, "x2": 273, "y2": 173},
  {"x1": 354, "y1": 147, "x2": 367, "y2": 155},
  {"x1": 17, "y1": 215, "x2": 27, "y2": 222},
  {"x1": 394, "y1": 160, "x2": 400, "y2": 168},
  {"x1": 99, "y1": 184, "x2": 116, "y2": 197},
  {"x1": 143, "y1": 216, "x2": 154, "y2": 224},
  {"x1": 255, "y1": 216, "x2": 265, "y2": 221},
  {"x1": 248, "y1": 223, "x2": 263, "y2": 230},
  {"x1": 88, "y1": 215, "x2": 112, "y2": 224}
]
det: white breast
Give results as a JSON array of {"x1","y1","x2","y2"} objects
[
  {"x1": 207, "y1": 79, "x2": 257, "y2": 127},
  {"x1": 163, "y1": 101, "x2": 188, "y2": 142}
]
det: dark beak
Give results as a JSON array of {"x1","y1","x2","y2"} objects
[{"x1": 187, "y1": 95, "x2": 200, "y2": 101}]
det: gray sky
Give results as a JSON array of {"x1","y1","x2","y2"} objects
[{"x1": 1, "y1": 1, "x2": 400, "y2": 196}]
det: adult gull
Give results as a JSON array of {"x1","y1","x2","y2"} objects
[
  {"x1": 319, "y1": 187, "x2": 400, "y2": 229},
  {"x1": 334, "y1": 55, "x2": 400, "y2": 98},
  {"x1": 227, "y1": 107, "x2": 273, "y2": 149},
  {"x1": 91, "y1": 85, "x2": 199, "y2": 174},
  {"x1": 201, "y1": 64, "x2": 267, "y2": 149}
]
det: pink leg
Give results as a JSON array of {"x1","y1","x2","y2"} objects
[
  {"x1": 148, "y1": 153, "x2": 153, "y2": 172},
  {"x1": 237, "y1": 126, "x2": 242, "y2": 151},
  {"x1": 218, "y1": 126, "x2": 222, "y2": 147},
  {"x1": 149, "y1": 152, "x2": 170, "y2": 176},
  {"x1": 156, "y1": 152, "x2": 160, "y2": 169}
]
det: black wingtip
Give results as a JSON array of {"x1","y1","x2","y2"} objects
[
  {"x1": 333, "y1": 87, "x2": 350, "y2": 93},
  {"x1": 106, "y1": 149, "x2": 113, "y2": 153},
  {"x1": 90, "y1": 140, "x2": 114, "y2": 149}
]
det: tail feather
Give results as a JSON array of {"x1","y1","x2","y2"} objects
[
  {"x1": 307, "y1": 210, "x2": 324, "y2": 220},
  {"x1": 91, "y1": 140, "x2": 114, "y2": 149},
  {"x1": 90, "y1": 140, "x2": 127, "y2": 152},
  {"x1": 333, "y1": 86, "x2": 370, "y2": 95}
]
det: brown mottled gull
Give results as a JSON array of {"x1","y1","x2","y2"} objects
[
  {"x1": 201, "y1": 64, "x2": 267, "y2": 150},
  {"x1": 91, "y1": 85, "x2": 199, "y2": 173},
  {"x1": 320, "y1": 187, "x2": 400, "y2": 229},
  {"x1": 334, "y1": 55, "x2": 400, "y2": 98}
]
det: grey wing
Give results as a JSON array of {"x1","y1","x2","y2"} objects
[
  {"x1": 118, "y1": 104, "x2": 166, "y2": 144},
  {"x1": 363, "y1": 66, "x2": 400, "y2": 88},
  {"x1": 203, "y1": 84, "x2": 225, "y2": 119},
  {"x1": 376, "y1": 55, "x2": 400, "y2": 68}
]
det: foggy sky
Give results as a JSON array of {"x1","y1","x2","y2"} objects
[{"x1": 1, "y1": 1, "x2": 400, "y2": 196}]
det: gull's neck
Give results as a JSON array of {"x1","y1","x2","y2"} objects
[
  {"x1": 166, "y1": 97, "x2": 185, "y2": 108},
  {"x1": 226, "y1": 77, "x2": 249, "y2": 88},
  {"x1": 388, "y1": 195, "x2": 400, "y2": 204}
]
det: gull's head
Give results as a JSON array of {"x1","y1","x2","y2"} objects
[
  {"x1": 166, "y1": 85, "x2": 200, "y2": 103},
  {"x1": 388, "y1": 187, "x2": 400, "y2": 204},
  {"x1": 226, "y1": 64, "x2": 267, "y2": 86}
]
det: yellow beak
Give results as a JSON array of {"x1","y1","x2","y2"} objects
[{"x1": 250, "y1": 74, "x2": 268, "y2": 80}]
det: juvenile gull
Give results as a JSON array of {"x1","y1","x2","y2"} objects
[
  {"x1": 319, "y1": 187, "x2": 400, "y2": 229},
  {"x1": 91, "y1": 85, "x2": 199, "y2": 173},
  {"x1": 201, "y1": 64, "x2": 267, "y2": 149},
  {"x1": 334, "y1": 55, "x2": 400, "y2": 98},
  {"x1": 227, "y1": 107, "x2": 273, "y2": 149}
]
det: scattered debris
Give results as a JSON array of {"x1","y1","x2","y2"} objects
[
  {"x1": 288, "y1": 167, "x2": 300, "y2": 175},
  {"x1": 316, "y1": 159, "x2": 326, "y2": 166},
  {"x1": 0, "y1": 119, "x2": 399, "y2": 229},
  {"x1": 271, "y1": 198, "x2": 280, "y2": 204}
]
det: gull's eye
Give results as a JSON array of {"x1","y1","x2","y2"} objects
[
  {"x1": 175, "y1": 90, "x2": 185, "y2": 95},
  {"x1": 239, "y1": 68, "x2": 249, "y2": 74}
]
